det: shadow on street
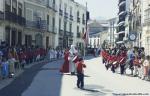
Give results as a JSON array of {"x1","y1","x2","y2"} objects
[{"x1": 0, "y1": 60, "x2": 64, "y2": 96}]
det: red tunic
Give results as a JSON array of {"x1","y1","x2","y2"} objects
[
  {"x1": 76, "y1": 62, "x2": 86, "y2": 73},
  {"x1": 60, "y1": 50, "x2": 70, "y2": 73}
]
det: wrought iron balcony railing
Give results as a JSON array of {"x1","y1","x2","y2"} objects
[
  {"x1": 26, "y1": 20, "x2": 47, "y2": 31},
  {"x1": 5, "y1": 11, "x2": 26, "y2": 26}
]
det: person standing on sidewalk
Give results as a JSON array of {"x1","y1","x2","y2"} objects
[
  {"x1": 76, "y1": 57, "x2": 86, "y2": 89},
  {"x1": 142, "y1": 55, "x2": 150, "y2": 80}
]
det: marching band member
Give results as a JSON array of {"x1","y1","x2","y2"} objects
[
  {"x1": 110, "y1": 54, "x2": 117, "y2": 73},
  {"x1": 119, "y1": 50, "x2": 127, "y2": 75}
]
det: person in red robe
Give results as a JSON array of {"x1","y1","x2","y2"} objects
[{"x1": 60, "y1": 49, "x2": 70, "y2": 73}]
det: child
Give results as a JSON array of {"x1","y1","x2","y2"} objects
[{"x1": 76, "y1": 57, "x2": 86, "y2": 89}]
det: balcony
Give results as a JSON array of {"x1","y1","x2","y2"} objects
[
  {"x1": 119, "y1": 0, "x2": 126, "y2": 5},
  {"x1": 5, "y1": 11, "x2": 26, "y2": 26},
  {"x1": 26, "y1": 20, "x2": 47, "y2": 31},
  {"x1": 17, "y1": 15, "x2": 26, "y2": 26},
  {"x1": 64, "y1": 12, "x2": 68, "y2": 19},
  {"x1": 119, "y1": 1, "x2": 126, "y2": 7},
  {"x1": 119, "y1": 11, "x2": 126, "y2": 16},
  {"x1": 116, "y1": 31, "x2": 125, "y2": 35},
  {"x1": 0, "y1": 11, "x2": 4, "y2": 20},
  {"x1": 118, "y1": 21, "x2": 125, "y2": 27},
  {"x1": 59, "y1": 9, "x2": 63, "y2": 16},
  {"x1": 5, "y1": 11, "x2": 17, "y2": 23},
  {"x1": 70, "y1": 15, "x2": 73, "y2": 21},
  {"x1": 77, "y1": 17, "x2": 80, "y2": 23}
]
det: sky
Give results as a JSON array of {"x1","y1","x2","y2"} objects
[{"x1": 75, "y1": 0, "x2": 118, "y2": 20}]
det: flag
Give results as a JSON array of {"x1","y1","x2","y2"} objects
[{"x1": 82, "y1": 26, "x2": 89, "y2": 45}]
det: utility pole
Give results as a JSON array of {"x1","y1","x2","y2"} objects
[{"x1": 83, "y1": 2, "x2": 88, "y2": 58}]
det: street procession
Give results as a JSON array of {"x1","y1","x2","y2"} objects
[
  {"x1": 101, "y1": 45, "x2": 150, "y2": 80},
  {"x1": 1, "y1": 0, "x2": 150, "y2": 96}
]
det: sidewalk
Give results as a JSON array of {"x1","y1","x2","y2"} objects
[{"x1": 0, "y1": 58, "x2": 61, "y2": 90}]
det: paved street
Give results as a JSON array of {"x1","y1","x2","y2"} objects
[{"x1": 0, "y1": 56, "x2": 150, "y2": 96}]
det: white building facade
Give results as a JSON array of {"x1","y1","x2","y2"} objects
[
  {"x1": 0, "y1": 0, "x2": 25, "y2": 46},
  {"x1": 0, "y1": 0, "x2": 87, "y2": 49},
  {"x1": 57, "y1": 0, "x2": 87, "y2": 49},
  {"x1": 141, "y1": 0, "x2": 150, "y2": 55}
]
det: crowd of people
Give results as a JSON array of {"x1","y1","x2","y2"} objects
[
  {"x1": 101, "y1": 45, "x2": 150, "y2": 81},
  {"x1": 0, "y1": 43, "x2": 66, "y2": 80},
  {"x1": 0, "y1": 44, "x2": 48, "y2": 79}
]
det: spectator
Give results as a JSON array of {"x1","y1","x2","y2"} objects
[{"x1": 142, "y1": 55, "x2": 150, "y2": 80}]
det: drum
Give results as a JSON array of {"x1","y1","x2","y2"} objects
[
  {"x1": 112, "y1": 61, "x2": 118, "y2": 69},
  {"x1": 113, "y1": 61, "x2": 117, "y2": 65},
  {"x1": 72, "y1": 56, "x2": 79, "y2": 63}
]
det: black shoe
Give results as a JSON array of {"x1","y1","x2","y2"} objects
[{"x1": 77, "y1": 85, "x2": 80, "y2": 88}]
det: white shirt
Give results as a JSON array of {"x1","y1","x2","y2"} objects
[{"x1": 143, "y1": 60, "x2": 150, "y2": 67}]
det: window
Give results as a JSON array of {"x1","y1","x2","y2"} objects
[
  {"x1": 26, "y1": 8, "x2": 33, "y2": 21},
  {"x1": 69, "y1": 23, "x2": 72, "y2": 32},
  {"x1": 82, "y1": 28, "x2": 84, "y2": 33},
  {"x1": 12, "y1": 0, "x2": 17, "y2": 14},
  {"x1": 77, "y1": 11, "x2": 80, "y2": 23},
  {"x1": 82, "y1": 14, "x2": 85, "y2": 20},
  {"x1": 64, "y1": 4, "x2": 67, "y2": 13},
  {"x1": 59, "y1": 0, "x2": 62, "y2": 9},
  {"x1": 5, "y1": 0, "x2": 11, "y2": 12},
  {"x1": 47, "y1": 15, "x2": 49, "y2": 25},
  {"x1": 77, "y1": 11, "x2": 79, "y2": 17},
  {"x1": 18, "y1": 31, "x2": 22, "y2": 45},
  {"x1": 52, "y1": 17, "x2": 55, "y2": 32},
  {"x1": 70, "y1": 7, "x2": 72, "y2": 15},
  {"x1": 77, "y1": 26, "x2": 79, "y2": 33},
  {"x1": 59, "y1": 18, "x2": 61, "y2": 30},
  {"x1": 18, "y1": 3, "x2": 22, "y2": 16}
]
